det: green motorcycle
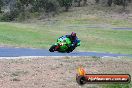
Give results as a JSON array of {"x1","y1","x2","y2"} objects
[{"x1": 49, "y1": 36, "x2": 80, "y2": 53}]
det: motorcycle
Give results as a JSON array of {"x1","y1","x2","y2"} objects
[{"x1": 49, "y1": 36, "x2": 80, "y2": 53}]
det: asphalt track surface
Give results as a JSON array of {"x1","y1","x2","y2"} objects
[
  {"x1": 112, "y1": 28, "x2": 132, "y2": 30},
  {"x1": 0, "y1": 47, "x2": 131, "y2": 57}
]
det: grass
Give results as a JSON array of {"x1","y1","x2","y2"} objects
[
  {"x1": 102, "y1": 83, "x2": 132, "y2": 88},
  {"x1": 0, "y1": 22, "x2": 56, "y2": 48},
  {"x1": 0, "y1": 5, "x2": 132, "y2": 54}
]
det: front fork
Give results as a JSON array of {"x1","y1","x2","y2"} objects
[{"x1": 54, "y1": 43, "x2": 60, "y2": 51}]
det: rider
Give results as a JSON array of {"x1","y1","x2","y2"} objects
[
  {"x1": 65, "y1": 32, "x2": 79, "y2": 52},
  {"x1": 58, "y1": 32, "x2": 80, "y2": 52}
]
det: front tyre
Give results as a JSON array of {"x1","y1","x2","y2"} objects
[{"x1": 49, "y1": 45, "x2": 57, "y2": 52}]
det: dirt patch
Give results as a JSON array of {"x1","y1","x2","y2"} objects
[{"x1": 0, "y1": 56, "x2": 131, "y2": 88}]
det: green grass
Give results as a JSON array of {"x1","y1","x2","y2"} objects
[
  {"x1": 0, "y1": 6, "x2": 132, "y2": 54},
  {"x1": 0, "y1": 21, "x2": 132, "y2": 54},
  {"x1": 101, "y1": 83, "x2": 132, "y2": 88},
  {"x1": 0, "y1": 22, "x2": 57, "y2": 48}
]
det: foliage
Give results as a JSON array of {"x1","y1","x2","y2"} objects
[
  {"x1": 102, "y1": 84, "x2": 131, "y2": 88},
  {"x1": 32, "y1": 0, "x2": 60, "y2": 12},
  {"x1": 0, "y1": 10, "x2": 19, "y2": 21},
  {"x1": 0, "y1": 0, "x2": 132, "y2": 21},
  {"x1": 113, "y1": 0, "x2": 123, "y2": 5},
  {"x1": 57, "y1": 0, "x2": 73, "y2": 11},
  {"x1": 0, "y1": 0, "x2": 61, "y2": 21},
  {"x1": 0, "y1": 0, "x2": 3, "y2": 13}
]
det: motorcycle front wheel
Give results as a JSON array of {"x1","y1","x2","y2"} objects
[{"x1": 49, "y1": 45, "x2": 57, "y2": 52}]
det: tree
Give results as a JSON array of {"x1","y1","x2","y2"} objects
[
  {"x1": 113, "y1": 0, "x2": 128, "y2": 10},
  {"x1": 32, "y1": 0, "x2": 60, "y2": 13},
  {"x1": 95, "y1": 0, "x2": 100, "y2": 3},
  {"x1": 122, "y1": 0, "x2": 127, "y2": 10},
  {"x1": 128, "y1": 0, "x2": 132, "y2": 2},
  {"x1": 83, "y1": 0, "x2": 87, "y2": 6},
  {"x1": 0, "y1": 0, "x2": 3, "y2": 13},
  {"x1": 107, "y1": 0, "x2": 112, "y2": 6},
  {"x1": 77, "y1": 0, "x2": 82, "y2": 7},
  {"x1": 58, "y1": 0, "x2": 73, "y2": 11}
]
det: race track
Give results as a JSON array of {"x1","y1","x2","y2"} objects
[{"x1": 0, "y1": 47, "x2": 131, "y2": 57}]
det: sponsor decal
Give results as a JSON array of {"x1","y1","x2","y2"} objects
[{"x1": 76, "y1": 67, "x2": 131, "y2": 85}]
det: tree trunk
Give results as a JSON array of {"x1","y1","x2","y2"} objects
[
  {"x1": 128, "y1": 0, "x2": 132, "y2": 3},
  {"x1": 78, "y1": 0, "x2": 82, "y2": 7},
  {"x1": 95, "y1": 0, "x2": 100, "y2": 3},
  {"x1": 107, "y1": 0, "x2": 113, "y2": 6},
  {"x1": 122, "y1": 0, "x2": 127, "y2": 10},
  {"x1": 65, "y1": 5, "x2": 69, "y2": 11},
  {"x1": 83, "y1": 0, "x2": 87, "y2": 6},
  {"x1": 0, "y1": 5, "x2": 2, "y2": 13},
  {"x1": 0, "y1": 0, "x2": 3, "y2": 13}
]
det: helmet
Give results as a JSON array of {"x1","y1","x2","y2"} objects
[{"x1": 71, "y1": 32, "x2": 76, "y2": 37}]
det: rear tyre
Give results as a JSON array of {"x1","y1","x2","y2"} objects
[
  {"x1": 76, "y1": 76, "x2": 86, "y2": 85},
  {"x1": 49, "y1": 45, "x2": 57, "y2": 52}
]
